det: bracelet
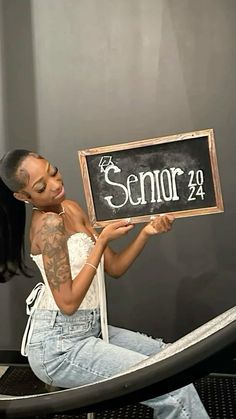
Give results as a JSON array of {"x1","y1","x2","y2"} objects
[{"x1": 85, "y1": 262, "x2": 97, "y2": 272}]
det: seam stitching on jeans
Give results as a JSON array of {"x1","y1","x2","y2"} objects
[
  {"x1": 169, "y1": 393, "x2": 191, "y2": 418},
  {"x1": 64, "y1": 357, "x2": 110, "y2": 380}
]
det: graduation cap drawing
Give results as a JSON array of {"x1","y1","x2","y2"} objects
[{"x1": 99, "y1": 156, "x2": 117, "y2": 173}]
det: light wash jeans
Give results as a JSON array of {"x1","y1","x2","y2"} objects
[{"x1": 27, "y1": 308, "x2": 209, "y2": 419}]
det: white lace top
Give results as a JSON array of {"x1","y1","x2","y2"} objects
[
  {"x1": 31, "y1": 232, "x2": 101, "y2": 310},
  {"x1": 30, "y1": 232, "x2": 109, "y2": 342}
]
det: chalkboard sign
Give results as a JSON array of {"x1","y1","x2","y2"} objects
[{"x1": 78, "y1": 129, "x2": 223, "y2": 226}]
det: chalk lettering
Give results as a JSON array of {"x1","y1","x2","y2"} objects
[
  {"x1": 104, "y1": 166, "x2": 184, "y2": 209},
  {"x1": 187, "y1": 170, "x2": 205, "y2": 201}
]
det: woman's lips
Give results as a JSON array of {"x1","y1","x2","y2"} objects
[{"x1": 54, "y1": 186, "x2": 65, "y2": 199}]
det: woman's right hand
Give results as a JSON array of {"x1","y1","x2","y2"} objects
[{"x1": 99, "y1": 219, "x2": 134, "y2": 245}]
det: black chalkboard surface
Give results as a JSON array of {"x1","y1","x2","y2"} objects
[{"x1": 78, "y1": 129, "x2": 223, "y2": 226}]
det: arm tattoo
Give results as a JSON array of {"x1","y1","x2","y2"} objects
[{"x1": 40, "y1": 215, "x2": 71, "y2": 291}]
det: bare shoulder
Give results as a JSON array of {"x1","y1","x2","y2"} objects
[
  {"x1": 41, "y1": 212, "x2": 65, "y2": 231},
  {"x1": 32, "y1": 212, "x2": 66, "y2": 254}
]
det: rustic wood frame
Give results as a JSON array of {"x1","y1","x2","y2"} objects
[{"x1": 78, "y1": 128, "x2": 224, "y2": 227}]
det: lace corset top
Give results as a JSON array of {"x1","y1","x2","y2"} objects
[
  {"x1": 21, "y1": 231, "x2": 109, "y2": 357},
  {"x1": 31, "y1": 232, "x2": 102, "y2": 311}
]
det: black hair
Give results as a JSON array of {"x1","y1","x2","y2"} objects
[{"x1": 0, "y1": 149, "x2": 33, "y2": 282}]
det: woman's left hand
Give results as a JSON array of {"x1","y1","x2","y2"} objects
[{"x1": 142, "y1": 214, "x2": 175, "y2": 236}]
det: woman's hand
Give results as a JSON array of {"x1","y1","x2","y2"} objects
[
  {"x1": 99, "y1": 219, "x2": 134, "y2": 245},
  {"x1": 142, "y1": 214, "x2": 175, "y2": 237}
]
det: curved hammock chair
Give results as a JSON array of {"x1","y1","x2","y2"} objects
[{"x1": 1, "y1": 305, "x2": 236, "y2": 418}]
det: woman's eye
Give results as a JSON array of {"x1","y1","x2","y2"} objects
[
  {"x1": 37, "y1": 185, "x2": 46, "y2": 193},
  {"x1": 51, "y1": 166, "x2": 58, "y2": 176}
]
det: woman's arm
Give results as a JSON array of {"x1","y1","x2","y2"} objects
[
  {"x1": 37, "y1": 212, "x2": 133, "y2": 315},
  {"x1": 81, "y1": 202, "x2": 174, "y2": 278},
  {"x1": 69, "y1": 200, "x2": 174, "y2": 279},
  {"x1": 101, "y1": 215, "x2": 175, "y2": 278}
]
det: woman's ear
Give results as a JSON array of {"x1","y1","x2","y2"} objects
[{"x1": 13, "y1": 191, "x2": 30, "y2": 203}]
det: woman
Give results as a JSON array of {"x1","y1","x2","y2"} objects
[{"x1": 0, "y1": 149, "x2": 209, "y2": 418}]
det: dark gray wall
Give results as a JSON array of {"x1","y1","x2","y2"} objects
[
  {"x1": 0, "y1": 0, "x2": 40, "y2": 350},
  {"x1": 0, "y1": 0, "x2": 5, "y2": 153},
  {"x1": 1, "y1": 0, "x2": 236, "y2": 350}
]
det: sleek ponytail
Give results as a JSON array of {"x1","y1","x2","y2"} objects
[{"x1": 0, "y1": 149, "x2": 33, "y2": 282}]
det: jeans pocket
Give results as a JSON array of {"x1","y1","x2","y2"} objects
[
  {"x1": 28, "y1": 341, "x2": 44, "y2": 362},
  {"x1": 27, "y1": 341, "x2": 53, "y2": 386},
  {"x1": 60, "y1": 318, "x2": 93, "y2": 352}
]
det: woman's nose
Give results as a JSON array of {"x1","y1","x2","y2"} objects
[{"x1": 50, "y1": 179, "x2": 61, "y2": 192}]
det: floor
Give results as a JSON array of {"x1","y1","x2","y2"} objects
[{"x1": 0, "y1": 366, "x2": 8, "y2": 378}]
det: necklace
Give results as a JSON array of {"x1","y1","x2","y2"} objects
[{"x1": 32, "y1": 205, "x2": 65, "y2": 216}]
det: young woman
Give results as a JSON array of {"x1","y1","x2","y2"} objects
[{"x1": 0, "y1": 149, "x2": 209, "y2": 418}]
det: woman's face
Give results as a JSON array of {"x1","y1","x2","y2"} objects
[{"x1": 15, "y1": 155, "x2": 65, "y2": 208}]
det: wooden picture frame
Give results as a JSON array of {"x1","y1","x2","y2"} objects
[{"x1": 78, "y1": 128, "x2": 224, "y2": 227}]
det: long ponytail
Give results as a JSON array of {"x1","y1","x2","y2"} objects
[{"x1": 0, "y1": 149, "x2": 33, "y2": 282}]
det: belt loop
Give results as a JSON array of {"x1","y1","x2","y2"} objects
[
  {"x1": 50, "y1": 310, "x2": 58, "y2": 327},
  {"x1": 91, "y1": 309, "x2": 96, "y2": 327}
]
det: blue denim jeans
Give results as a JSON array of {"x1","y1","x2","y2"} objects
[{"x1": 27, "y1": 308, "x2": 209, "y2": 419}]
